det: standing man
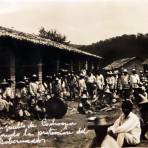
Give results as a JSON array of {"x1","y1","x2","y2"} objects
[
  {"x1": 29, "y1": 74, "x2": 39, "y2": 114},
  {"x1": 130, "y1": 69, "x2": 140, "y2": 89},
  {"x1": 95, "y1": 70, "x2": 105, "y2": 91},
  {"x1": 120, "y1": 69, "x2": 129, "y2": 87},
  {"x1": 106, "y1": 71, "x2": 116, "y2": 92},
  {"x1": 120, "y1": 69, "x2": 130, "y2": 99},
  {"x1": 78, "y1": 73, "x2": 87, "y2": 98}
]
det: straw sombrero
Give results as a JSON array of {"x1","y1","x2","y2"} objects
[
  {"x1": 88, "y1": 115, "x2": 113, "y2": 127},
  {"x1": 16, "y1": 81, "x2": 25, "y2": 87},
  {"x1": 0, "y1": 79, "x2": 8, "y2": 85}
]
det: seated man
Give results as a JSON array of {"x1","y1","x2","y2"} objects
[{"x1": 101, "y1": 100, "x2": 141, "y2": 147}]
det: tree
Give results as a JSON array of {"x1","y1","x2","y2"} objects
[{"x1": 39, "y1": 27, "x2": 70, "y2": 45}]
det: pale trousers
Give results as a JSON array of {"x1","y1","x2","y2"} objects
[{"x1": 101, "y1": 133, "x2": 139, "y2": 148}]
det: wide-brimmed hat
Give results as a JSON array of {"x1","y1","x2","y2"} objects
[
  {"x1": 16, "y1": 81, "x2": 26, "y2": 87},
  {"x1": 96, "y1": 115, "x2": 113, "y2": 126},
  {"x1": 107, "y1": 71, "x2": 113, "y2": 75},
  {"x1": 79, "y1": 73, "x2": 85, "y2": 78},
  {"x1": 23, "y1": 76, "x2": 29, "y2": 80},
  {"x1": 81, "y1": 92, "x2": 88, "y2": 102},
  {"x1": 32, "y1": 74, "x2": 37, "y2": 78},
  {"x1": 139, "y1": 86, "x2": 146, "y2": 91},
  {"x1": 45, "y1": 75, "x2": 52, "y2": 80},
  {"x1": 55, "y1": 77, "x2": 59, "y2": 81},
  {"x1": 7, "y1": 79, "x2": 14, "y2": 84},
  {"x1": 0, "y1": 79, "x2": 8, "y2": 85},
  {"x1": 104, "y1": 88, "x2": 112, "y2": 94},
  {"x1": 88, "y1": 115, "x2": 113, "y2": 127},
  {"x1": 87, "y1": 116, "x2": 97, "y2": 121},
  {"x1": 132, "y1": 68, "x2": 136, "y2": 71},
  {"x1": 123, "y1": 69, "x2": 128, "y2": 73},
  {"x1": 113, "y1": 70, "x2": 119, "y2": 75}
]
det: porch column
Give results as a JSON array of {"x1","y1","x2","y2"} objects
[
  {"x1": 56, "y1": 53, "x2": 60, "y2": 73},
  {"x1": 78, "y1": 60, "x2": 81, "y2": 71},
  {"x1": 91, "y1": 62, "x2": 94, "y2": 71},
  {"x1": 85, "y1": 60, "x2": 88, "y2": 70},
  {"x1": 38, "y1": 58, "x2": 42, "y2": 83},
  {"x1": 70, "y1": 59, "x2": 73, "y2": 71},
  {"x1": 10, "y1": 52, "x2": 16, "y2": 90}
]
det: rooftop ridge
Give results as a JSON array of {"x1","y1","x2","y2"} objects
[{"x1": 0, "y1": 26, "x2": 102, "y2": 59}]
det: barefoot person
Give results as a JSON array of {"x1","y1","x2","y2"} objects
[{"x1": 101, "y1": 100, "x2": 141, "y2": 147}]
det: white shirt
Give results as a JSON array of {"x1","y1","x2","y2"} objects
[
  {"x1": 29, "y1": 82, "x2": 39, "y2": 96},
  {"x1": 106, "y1": 76, "x2": 116, "y2": 86},
  {"x1": 130, "y1": 74, "x2": 140, "y2": 84},
  {"x1": 87, "y1": 74, "x2": 96, "y2": 83},
  {"x1": 121, "y1": 74, "x2": 129, "y2": 85},
  {"x1": 79, "y1": 78, "x2": 86, "y2": 89},
  {"x1": 3, "y1": 87, "x2": 14, "y2": 99},
  {"x1": 96, "y1": 74, "x2": 105, "y2": 85},
  {"x1": 108, "y1": 112, "x2": 141, "y2": 144}
]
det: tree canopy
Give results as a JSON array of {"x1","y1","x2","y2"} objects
[
  {"x1": 39, "y1": 27, "x2": 70, "y2": 45},
  {"x1": 75, "y1": 33, "x2": 148, "y2": 66}
]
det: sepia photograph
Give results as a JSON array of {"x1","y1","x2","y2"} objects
[{"x1": 0, "y1": 0, "x2": 148, "y2": 147}]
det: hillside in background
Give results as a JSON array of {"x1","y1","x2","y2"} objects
[{"x1": 72, "y1": 33, "x2": 148, "y2": 67}]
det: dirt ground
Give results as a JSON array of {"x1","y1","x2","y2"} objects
[{"x1": 0, "y1": 101, "x2": 147, "y2": 148}]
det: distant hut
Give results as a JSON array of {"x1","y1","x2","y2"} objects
[
  {"x1": 142, "y1": 58, "x2": 148, "y2": 72},
  {"x1": 103, "y1": 57, "x2": 143, "y2": 74}
]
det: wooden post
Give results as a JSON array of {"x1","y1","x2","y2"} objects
[
  {"x1": 78, "y1": 60, "x2": 81, "y2": 71},
  {"x1": 91, "y1": 62, "x2": 94, "y2": 71},
  {"x1": 85, "y1": 60, "x2": 88, "y2": 70},
  {"x1": 56, "y1": 53, "x2": 60, "y2": 73},
  {"x1": 70, "y1": 59, "x2": 73, "y2": 71},
  {"x1": 38, "y1": 58, "x2": 42, "y2": 83},
  {"x1": 10, "y1": 52, "x2": 15, "y2": 90}
]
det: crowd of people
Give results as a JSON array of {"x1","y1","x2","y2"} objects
[
  {"x1": 0, "y1": 68, "x2": 147, "y2": 121},
  {"x1": 77, "y1": 68, "x2": 148, "y2": 114}
]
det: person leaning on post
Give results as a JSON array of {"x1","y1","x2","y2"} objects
[{"x1": 101, "y1": 100, "x2": 141, "y2": 147}]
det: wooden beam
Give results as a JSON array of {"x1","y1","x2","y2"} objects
[
  {"x1": 56, "y1": 53, "x2": 60, "y2": 73},
  {"x1": 10, "y1": 52, "x2": 15, "y2": 90},
  {"x1": 38, "y1": 58, "x2": 42, "y2": 83},
  {"x1": 70, "y1": 59, "x2": 73, "y2": 71}
]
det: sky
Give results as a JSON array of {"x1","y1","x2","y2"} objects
[{"x1": 0, "y1": 0, "x2": 148, "y2": 45}]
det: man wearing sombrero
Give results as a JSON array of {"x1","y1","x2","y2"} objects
[
  {"x1": 130, "y1": 69, "x2": 140, "y2": 89},
  {"x1": 101, "y1": 100, "x2": 141, "y2": 147}
]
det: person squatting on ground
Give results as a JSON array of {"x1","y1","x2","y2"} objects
[{"x1": 101, "y1": 100, "x2": 141, "y2": 147}]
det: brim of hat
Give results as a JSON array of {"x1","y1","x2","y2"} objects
[
  {"x1": 96, "y1": 122, "x2": 113, "y2": 127},
  {"x1": 24, "y1": 78, "x2": 29, "y2": 80},
  {"x1": 81, "y1": 97, "x2": 88, "y2": 99},
  {"x1": 8, "y1": 80, "x2": 13, "y2": 82},
  {"x1": 88, "y1": 122, "x2": 113, "y2": 127},
  {"x1": 104, "y1": 91, "x2": 112, "y2": 94},
  {"x1": 17, "y1": 81, "x2": 25, "y2": 84},
  {"x1": 87, "y1": 116, "x2": 97, "y2": 121},
  {"x1": 0, "y1": 82, "x2": 8, "y2": 85}
]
